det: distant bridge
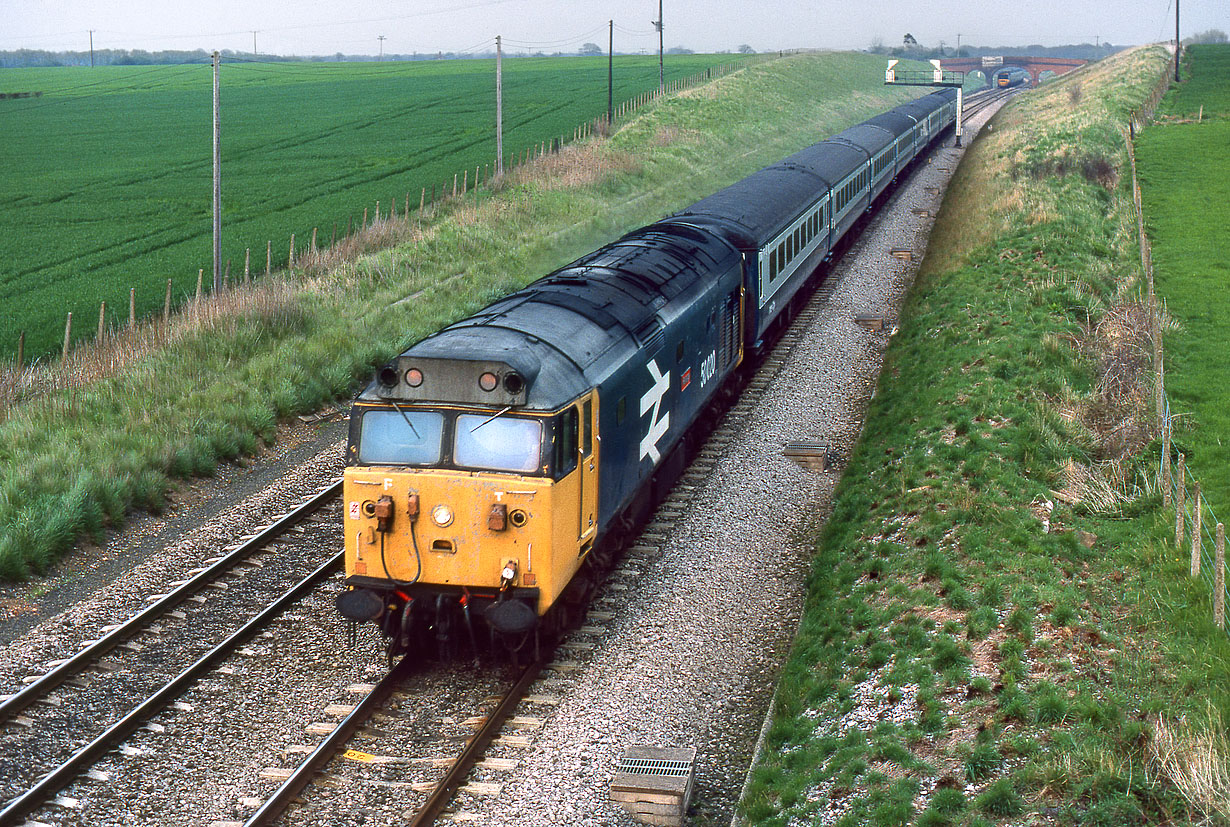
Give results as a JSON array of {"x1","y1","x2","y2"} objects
[{"x1": 939, "y1": 56, "x2": 1087, "y2": 86}]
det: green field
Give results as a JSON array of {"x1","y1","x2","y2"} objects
[
  {"x1": 0, "y1": 54, "x2": 750, "y2": 362},
  {"x1": 1138, "y1": 43, "x2": 1230, "y2": 519},
  {"x1": 1158, "y1": 43, "x2": 1230, "y2": 118}
]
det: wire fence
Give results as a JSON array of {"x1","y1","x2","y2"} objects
[{"x1": 1126, "y1": 47, "x2": 1229, "y2": 633}]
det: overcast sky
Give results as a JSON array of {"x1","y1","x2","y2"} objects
[{"x1": 2, "y1": 0, "x2": 1217, "y2": 57}]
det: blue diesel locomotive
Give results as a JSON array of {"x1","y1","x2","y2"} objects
[{"x1": 337, "y1": 88, "x2": 958, "y2": 657}]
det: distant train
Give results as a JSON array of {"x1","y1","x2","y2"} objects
[
  {"x1": 336, "y1": 87, "x2": 959, "y2": 659},
  {"x1": 997, "y1": 67, "x2": 1030, "y2": 88}
]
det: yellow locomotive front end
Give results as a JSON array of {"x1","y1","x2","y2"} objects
[{"x1": 336, "y1": 353, "x2": 598, "y2": 657}]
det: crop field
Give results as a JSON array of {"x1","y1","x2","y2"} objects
[
  {"x1": 0, "y1": 53, "x2": 751, "y2": 362},
  {"x1": 1138, "y1": 43, "x2": 1230, "y2": 518},
  {"x1": 1159, "y1": 43, "x2": 1230, "y2": 118}
]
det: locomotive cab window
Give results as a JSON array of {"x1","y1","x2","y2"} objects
[
  {"x1": 358, "y1": 409, "x2": 444, "y2": 465},
  {"x1": 455, "y1": 413, "x2": 543, "y2": 474}
]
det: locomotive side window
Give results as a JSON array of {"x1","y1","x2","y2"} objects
[
  {"x1": 455, "y1": 414, "x2": 543, "y2": 473},
  {"x1": 358, "y1": 410, "x2": 444, "y2": 465},
  {"x1": 582, "y1": 399, "x2": 593, "y2": 457},
  {"x1": 553, "y1": 407, "x2": 578, "y2": 479}
]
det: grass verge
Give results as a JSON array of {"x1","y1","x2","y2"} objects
[
  {"x1": 741, "y1": 44, "x2": 1230, "y2": 826},
  {"x1": 0, "y1": 51, "x2": 928, "y2": 579}
]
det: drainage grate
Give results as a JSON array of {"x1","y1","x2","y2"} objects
[
  {"x1": 783, "y1": 442, "x2": 833, "y2": 472},
  {"x1": 610, "y1": 746, "x2": 697, "y2": 825},
  {"x1": 615, "y1": 758, "x2": 694, "y2": 777}
]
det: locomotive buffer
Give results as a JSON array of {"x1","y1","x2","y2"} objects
[{"x1": 885, "y1": 59, "x2": 966, "y2": 146}]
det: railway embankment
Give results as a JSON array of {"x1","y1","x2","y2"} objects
[
  {"x1": 740, "y1": 44, "x2": 1230, "y2": 826},
  {"x1": 0, "y1": 52, "x2": 927, "y2": 588}
]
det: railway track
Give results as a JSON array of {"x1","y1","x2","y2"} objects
[
  {"x1": 0, "y1": 482, "x2": 343, "y2": 825},
  {"x1": 962, "y1": 86, "x2": 1020, "y2": 121}
]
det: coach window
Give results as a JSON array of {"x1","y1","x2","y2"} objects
[{"x1": 553, "y1": 406, "x2": 578, "y2": 479}]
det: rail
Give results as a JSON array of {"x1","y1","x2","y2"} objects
[
  {"x1": 0, "y1": 550, "x2": 344, "y2": 826},
  {"x1": 0, "y1": 479, "x2": 342, "y2": 724}
]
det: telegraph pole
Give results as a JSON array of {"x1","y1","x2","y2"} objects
[
  {"x1": 212, "y1": 51, "x2": 222, "y2": 291},
  {"x1": 89, "y1": 30, "x2": 95, "y2": 67},
  {"x1": 956, "y1": 33, "x2": 961, "y2": 57},
  {"x1": 1174, "y1": 0, "x2": 1181, "y2": 81},
  {"x1": 608, "y1": 20, "x2": 614, "y2": 125},
  {"x1": 252, "y1": 31, "x2": 258, "y2": 58},
  {"x1": 495, "y1": 35, "x2": 504, "y2": 176},
  {"x1": 654, "y1": 0, "x2": 664, "y2": 92},
  {"x1": 378, "y1": 35, "x2": 386, "y2": 61}
]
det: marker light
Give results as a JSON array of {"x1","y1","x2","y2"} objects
[
  {"x1": 431, "y1": 504, "x2": 454, "y2": 527},
  {"x1": 479, "y1": 371, "x2": 498, "y2": 392},
  {"x1": 405, "y1": 368, "x2": 424, "y2": 387}
]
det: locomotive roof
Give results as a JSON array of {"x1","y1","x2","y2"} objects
[{"x1": 358, "y1": 223, "x2": 740, "y2": 411}]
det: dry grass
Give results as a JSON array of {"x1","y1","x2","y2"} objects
[
  {"x1": 508, "y1": 139, "x2": 640, "y2": 191},
  {"x1": 1150, "y1": 709, "x2": 1230, "y2": 822},
  {"x1": 0, "y1": 277, "x2": 302, "y2": 415}
]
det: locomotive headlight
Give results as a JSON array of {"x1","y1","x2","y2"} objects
[{"x1": 430, "y1": 504, "x2": 454, "y2": 528}]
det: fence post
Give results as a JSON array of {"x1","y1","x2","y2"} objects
[
  {"x1": 1175, "y1": 454, "x2": 1186, "y2": 548},
  {"x1": 224, "y1": 259, "x2": 231, "y2": 288},
  {"x1": 1162, "y1": 420, "x2": 1172, "y2": 507},
  {"x1": 420, "y1": 188, "x2": 426, "y2": 212},
  {"x1": 196, "y1": 268, "x2": 203, "y2": 304},
  {"x1": 164, "y1": 279, "x2": 172, "y2": 319},
  {"x1": 16, "y1": 330, "x2": 24, "y2": 371},
  {"x1": 129, "y1": 287, "x2": 136, "y2": 329},
  {"x1": 62, "y1": 312, "x2": 72, "y2": 360},
  {"x1": 244, "y1": 248, "x2": 251, "y2": 284},
  {"x1": 98, "y1": 301, "x2": 106, "y2": 341},
  {"x1": 1217, "y1": 522, "x2": 1225, "y2": 630},
  {"x1": 311, "y1": 228, "x2": 317, "y2": 255},
  {"x1": 363, "y1": 208, "x2": 368, "y2": 228},
  {"x1": 266, "y1": 241, "x2": 272, "y2": 276},
  {"x1": 289, "y1": 233, "x2": 295, "y2": 268},
  {"x1": 1192, "y1": 481, "x2": 1203, "y2": 577}
]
